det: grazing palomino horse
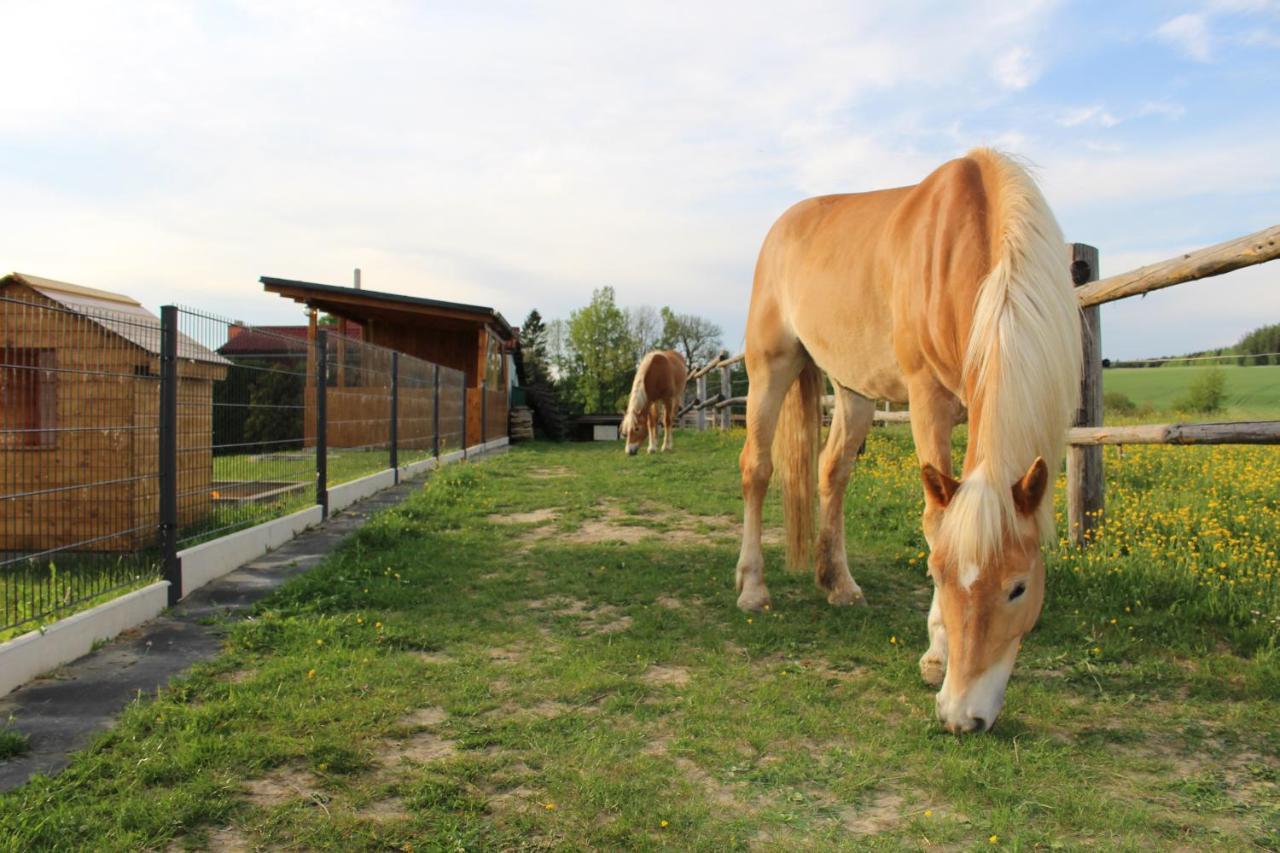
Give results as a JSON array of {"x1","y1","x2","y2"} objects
[
  {"x1": 736, "y1": 149, "x2": 1081, "y2": 733},
  {"x1": 621, "y1": 350, "x2": 688, "y2": 455}
]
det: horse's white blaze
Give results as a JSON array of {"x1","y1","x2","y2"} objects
[
  {"x1": 936, "y1": 640, "x2": 1018, "y2": 733},
  {"x1": 959, "y1": 561, "x2": 980, "y2": 590}
]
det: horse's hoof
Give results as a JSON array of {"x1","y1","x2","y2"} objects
[
  {"x1": 919, "y1": 654, "x2": 946, "y2": 687},
  {"x1": 826, "y1": 586, "x2": 866, "y2": 607},
  {"x1": 737, "y1": 588, "x2": 771, "y2": 612}
]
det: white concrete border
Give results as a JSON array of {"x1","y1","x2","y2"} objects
[
  {"x1": 179, "y1": 505, "x2": 324, "y2": 595},
  {"x1": 466, "y1": 437, "x2": 508, "y2": 457},
  {"x1": 399, "y1": 457, "x2": 437, "y2": 479},
  {"x1": 328, "y1": 469, "x2": 396, "y2": 512},
  {"x1": 0, "y1": 581, "x2": 169, "y2": 698}
]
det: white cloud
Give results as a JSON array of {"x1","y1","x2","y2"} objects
[
  {"x1": 1056, "y1": 105, "x2": 1120, "y2": 128},
  {"x1": 1239, "y1": 26, "x2": 1280, "y2": 46},
  {"x1": 1137, "y1": 100, "x2": 1187, "y2": 120},
  {"x1": 993, "y1": 46, "x2": 1040, "y2": 90},
  {"x1": 1039, "y1": 136, "x2": 1280, "y2": 208},
  {"x1": 1157, "y1": 13, "x2": 1214, "y2": 61},
  {"x1": 0, "y1": 0, "x2": 1273, "y2": 362}
]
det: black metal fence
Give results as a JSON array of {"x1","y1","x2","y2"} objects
[{"x1": 1, "y1": 299, "x2": 468, "y2": 636}]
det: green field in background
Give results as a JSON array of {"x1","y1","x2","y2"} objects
[{"x1": 1103, "y1": 364, "x2": 1280, "y2": 419}]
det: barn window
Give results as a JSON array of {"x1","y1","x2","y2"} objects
[{"x1": 0, "y1": 348, "x2": 57, "y2": 448}]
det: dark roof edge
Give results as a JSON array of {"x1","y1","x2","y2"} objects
[{"x1": 260, "y1": 276, "x2": 514, "y2": 339}]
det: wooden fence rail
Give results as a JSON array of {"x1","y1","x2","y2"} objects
[
  {"x1": 1066, "y1": 421, "x2": 1280, "y2": 446},
  {"x1": 680, "y1": 224, "x2": 1280, "y2": 547}
]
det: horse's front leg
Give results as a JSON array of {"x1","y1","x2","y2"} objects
[
  {"x1": 907, "y1": 377, "x2": 963, "y2": 686},
  {"x1": 815, "y1": 384, "x2": 875, "y2": 606},
  {"x1": 736, "y1": 354, "x2": 803, "y2": 611},
  {"x1": 661, "y1": 399, "x2": 675, "y2": 451},
  {"x1": 921, "y1": 585, "x2": 948, "y2": 687},
  {"x1": 646, "y1": 407, "x2": 658, "y2": 454}
]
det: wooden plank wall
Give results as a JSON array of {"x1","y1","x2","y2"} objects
[{"x1": 1, "y1": 284, "x2": 217, "y2": 553}]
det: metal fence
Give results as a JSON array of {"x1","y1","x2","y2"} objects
[
  {"x1": 1, "y1": 293, "x2": 165, "y2": 638},
  {"x1": 1, "y1": 299, "x2": 468, "y2": 636}
]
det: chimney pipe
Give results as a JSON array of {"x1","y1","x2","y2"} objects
[{"x1": 353, "y1": 268, "x2": 362, "y2": 290}]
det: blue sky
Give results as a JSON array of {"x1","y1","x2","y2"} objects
[{"x1": 0, "y1": 1, "x2": 1276, "y2": 359}]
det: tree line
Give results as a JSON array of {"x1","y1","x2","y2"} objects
[{"x1": 517, "y1": 287, "x2": 723, "y2": 417}]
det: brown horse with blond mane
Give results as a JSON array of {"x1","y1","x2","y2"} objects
[
  {"x1": 736, "y1": 149, "x2": 1081, "y2": 733},
  {"x1": 621, "y1": 350, "x2": 688, "y2": 456}
]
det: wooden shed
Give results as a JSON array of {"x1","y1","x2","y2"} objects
[
  {"x1": 260, "y1": 277, "x2": 516, "y2": 447},
  {"x1": 0, "y1": 273, "x2": 228, "y2": 553}
]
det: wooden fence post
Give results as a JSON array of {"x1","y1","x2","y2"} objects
[
  {"x1": 1067, "y1": 243, "x2": 1103, "y2": 546},
  {"x1": 718, "y1": 350, "x2": 732, "y2": 430},
  {"x1": 696, "y1": 373, "x2": 708, "y2": 431}
]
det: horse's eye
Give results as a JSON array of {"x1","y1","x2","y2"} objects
[{"x1": 1008, "y1": 582, "x2": 1026, "y2": 601}]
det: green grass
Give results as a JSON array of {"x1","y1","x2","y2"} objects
[
  {"x1": 1104, "y1": 364, "x2": 1280, "y2": 420},
  {"x1": 0, "y1": 728, "x2": 27, "y2": 762},
  {"x1": 1, "y1": 430, "x2": 1277, "y2": 850},
  {"x1": 0, "y1": 568, "x2": 159, "y2": 643}
]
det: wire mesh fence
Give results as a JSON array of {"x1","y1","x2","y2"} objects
[
  {"x1": 176, "y1": 309, "x2": 314, "y2": 548},
  {"x1": 323, "y1": 331, "x2": 395, "y2": 485},
  {"x1": 1, "y1": 291, "x2": 166, "y2": 637},
  {"x1": 1, "y1": 298, "x2": 475, "y2": 636}
]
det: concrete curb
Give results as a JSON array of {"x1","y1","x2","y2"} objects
[{"x1": 0, "y1": 582, "x2": 170, "y2": 699}]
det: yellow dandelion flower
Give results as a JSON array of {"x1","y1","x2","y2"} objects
[
  {"x1": 544, "y1": 802, "x2": 556, "y2": 811},
  {"x1": 660, "y1": 820, "x2": 669, "y2": 828},
  {"x1": 307, "y1": 668, "x2": 316, "y2": 678},
  {"x1": 989, "y1": 835, "x2": 999, "y2": 844}
]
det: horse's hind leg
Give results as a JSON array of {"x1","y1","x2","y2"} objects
[
  {"x1": 736, "y1": 349, "x2": 805, "y2": 612},
  {"x1": 661, "y1": 398, "x2": 675, "y2": 451},
  {"x1": 815, "y1": 383, "x2": 875, "y2": 606}
]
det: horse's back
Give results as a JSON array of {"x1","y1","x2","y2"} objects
[
  {"x1": 748, "y1": 154, "x2": 1004, "y2": 400},
  {"x1": 643, "y1": 350, "x2": 687, "y2": 400}
]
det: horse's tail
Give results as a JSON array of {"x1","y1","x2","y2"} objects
[{"x1": 774, "y1": 357, "x2": 823, "y2": 571}]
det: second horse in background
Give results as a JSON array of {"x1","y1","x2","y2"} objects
[{"x1": 620, "y1": 350, "x2": 688, "y2": 456}]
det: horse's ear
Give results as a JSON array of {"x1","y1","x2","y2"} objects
[
  {"x1": 1012, "y1": 457, "x2": 1049, "y2": 516},
  {"x1": 920, "y1": 463, "x2": 960, "y2": 509}
]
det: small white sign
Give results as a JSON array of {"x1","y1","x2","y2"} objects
[{"x1": 593, "y1": 424, "x2": 619, "y2": 441}]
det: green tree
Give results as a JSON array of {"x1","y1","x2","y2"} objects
[
  {"x1": 1179, "y1": 367, "x2": 1228, "y2": 414},
  {"x1": 1236, "y1": 322, "x2": 1280, "y2": 365},
  {"x1": 625, "y1": 305, "x2": 663, "y2": 364},
  {"x1": 567, "y1": 287, "x2": 634, "y2": 413},
  {"x1": 660, "y1": 306, "x2": 723, "y2": 368},
  {"x1": 518, "y1": 309, "x2": 549, "y2": 385}
]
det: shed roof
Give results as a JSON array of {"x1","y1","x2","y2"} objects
[
  {"x1": 1, "y1": 273, "x2": 230, "y2": 367},
  {"x1": 260, "y1": 276, "x2": 515, "y2": 341}
]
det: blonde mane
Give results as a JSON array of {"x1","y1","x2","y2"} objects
[
  {"x1": 620, "y1": 351, "x2": 660, "y2": 434},
  {"x1": 940, "y1": 149, "x2": 1083, "y2": 567}
]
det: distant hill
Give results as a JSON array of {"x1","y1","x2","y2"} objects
[{"x1": 1108, "y1": 322, "x2": 1280, "y2": 368}]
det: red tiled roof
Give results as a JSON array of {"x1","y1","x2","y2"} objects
[{"x1": 217, "y1": 323, "x2": 361, "y2": 356}]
